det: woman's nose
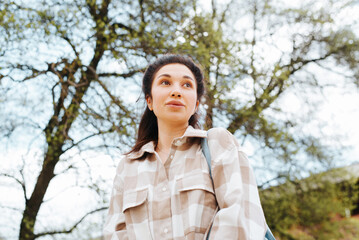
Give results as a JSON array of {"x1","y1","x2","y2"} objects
[{"x1": 171, "y1": 90, "x2": 181, "y2": 98}]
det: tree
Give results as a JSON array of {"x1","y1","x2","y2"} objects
[
  {"x1": 175, "y1": 0, "x2": 359, "y2": 183},
  {"x1": 0, "y1": 0, "x2": 192, "y2": 239}
]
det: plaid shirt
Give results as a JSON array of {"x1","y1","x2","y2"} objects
[{"x1": 104, "y1": 126, "x2": 267, "y2": 239}]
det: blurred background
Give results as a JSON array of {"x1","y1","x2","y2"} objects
[{"x1": 0, "y1": 0, "x2": 358, "y2": 239}]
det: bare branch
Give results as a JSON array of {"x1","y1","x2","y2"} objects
[
  {"x1": 62, "y1": 35, "x2": 80, "y2": 59},
  {"x1": 111, "y1": 22, "x2": 136, "y2": 35},
  {"x1": 98, "y1": 69, "x2": 144, "y2": 78},
  {"x1": 258, "y1": 174, "x2": 287, "y2": 190},
  {"x1": 92, "y1": 74, "x2": 136, "y2": 123},
  {"x1": 219, "y1": 0, "x2": 235, "y2": 24},
  {"x1": 53, "y1": 164, "x2": 75, "y2": 177},
  {"x1": 62, "y1": 130, "x2": 116, "y2": 153},
  {"x1": 42, "y1": 181, "x2": 76, "y2": 203},
  {"x1": 0, "y1": 205, "x2": 23, "y2": 213},
  {"x1": 5, "y1": 64, "x2": 48, "y2": 82},
  {"x1": 211, "y1": 0, "x2": 216, "y2": 19},
  {"x1": 34, "y1": 207, "x2": 108, "y2": 238},
  {"x1": 314, "y1": 61, "x2": 354, "y2": 79},
  {"x1": 0, "y1": 173, "x2": 27, "y2": 202}
]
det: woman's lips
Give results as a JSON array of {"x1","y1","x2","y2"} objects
[{"x1": 166, "y1": 100, "x2": 185, "y2": 107}]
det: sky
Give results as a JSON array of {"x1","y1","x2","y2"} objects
[{"x1": 280, "y1": 83, "x2": 359, "y2": 166}]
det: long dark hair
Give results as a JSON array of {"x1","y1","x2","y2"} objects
[{"x1": 127, "y1": 54, "x2": 205, "y2": 155}]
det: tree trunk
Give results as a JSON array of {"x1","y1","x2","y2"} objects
[
  {"x1": 19, "y1": 151, "x2": 59, "y2": 240},
  {"x1": 205, "y1": 99, "x2": 213, "y2": 130},
  {"x1": 18, "y1": 72, "x2": 93, "y2": 239}
]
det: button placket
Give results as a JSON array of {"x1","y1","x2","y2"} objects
[{"x1": 174, "y1": 138, "x2": 185, "y2": 147}]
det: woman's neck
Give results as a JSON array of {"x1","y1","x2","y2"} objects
[{"x1": 156, "y1": 121, "x2": 188, "y2": 157}]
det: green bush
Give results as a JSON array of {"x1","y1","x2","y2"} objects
[{"x1": 260, "y1": 168, "x2": 358, "y2": 239}]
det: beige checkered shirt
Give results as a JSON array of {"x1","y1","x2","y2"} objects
[{"x1": 104, "y1": 127, "x2": 267, "y2": 239}]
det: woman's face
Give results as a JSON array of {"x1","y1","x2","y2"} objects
[{"x1": 146, "y1": 63, "x2": 199, "y2": 126}]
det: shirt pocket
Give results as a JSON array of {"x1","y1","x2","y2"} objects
[
  {"x1": 176, "y1": 171, "x2": 217, "y2": 237},
  {"x1": 122, "y1": 188, "x2": 152, "y2": 240}
]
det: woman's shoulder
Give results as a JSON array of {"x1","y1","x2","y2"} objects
[
  {"x1": 117, "y1": 153, "x2": 142, "y2": 168},
  {"x1": 114, "y1": 155, "x2": 127, "y2": 174},
  {"x1": 207, "y1": 127, "x2": 238, "y2": 149},
  {"x1": 207, "y1": 127, "x2": 231, "y2": 136},
  {"x1": 113, "y1": 154, "x2": 141, "y2": 183}
]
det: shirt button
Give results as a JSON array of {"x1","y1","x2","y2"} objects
[
  {"x1": 162, "y1": 186, "x2": 167, "y2": 192},
  {"x1": 170, "y1": 155, "x2": 173, "y2": 159},
  {"x1": 164, "y1": 228, "x2": 168, "y2": 233}
]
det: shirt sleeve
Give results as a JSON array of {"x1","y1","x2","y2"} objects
[
  {"x1": 207, "y1": 128, "x2": 267, "y2": 240},
  {"x1": 103, "y1": 159, "x2": 128, "y2": 240}
]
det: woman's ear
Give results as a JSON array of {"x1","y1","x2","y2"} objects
[
  {"x1": 194, "y1": 100, "x2": 199, "y2": 113},
  {"x1": 146, "y1": 96, "x2": 153, "y2": 111}
]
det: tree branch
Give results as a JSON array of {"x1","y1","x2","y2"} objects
[
  {"x1": 219, "y1": 0, "x2": 235, "y2": 24},
  {"x1": 98, "y1": 69, "x2": 144, "y2": 78},
  {"x1": 0, "y1": 205, "x2": 23, "y2": 213},
  {"x1": 62, "y1": 129, "x2": 116, "y2": 153},
  {"x1": 5, "y1": 64, "x2": 47, "y2": 82},
  {"x1": 315, "y1": 61, "x2": 354, "y2": 79},
  {"x1": 62, "y1": 35, "x2": 80, "y2": 59},
  {"x1": 111, "y1": 22, "x2": 136, "y2": 35},
  {"x1": 0, "y1": 173, "x2": 27, "y2": 202},
  {"x1": 34, "y1": 207, "x2": 108, "y2": 238},
  {"x1": 258, "y1": 174, "x2": 287, "y2": 190},
  {"x1": 94, "y1": 77, "x2": 136, "y2": 123}
]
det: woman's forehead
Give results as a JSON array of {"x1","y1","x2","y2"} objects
[{"x1": 154, "y1": 63, "x2": 194, "y2": 79}]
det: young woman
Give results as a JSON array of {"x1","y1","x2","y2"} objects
[{"x1": 104, "y1": 54, "x2": 268, "y2": 239}]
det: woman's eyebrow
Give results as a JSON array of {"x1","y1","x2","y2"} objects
[
  {"x1": 156, "y1": 73, "x2": 194, "y2": 81},
  {"x1": 156, "y1": 74, "x2": 171, "y2": 79},
  {"x1": 183, "y1": 75, "x2": 195, "y2": 81}
]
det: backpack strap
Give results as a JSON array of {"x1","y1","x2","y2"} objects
[
  {"x1": 201, "y1": 135, "x2": 276, "y2": 240},
  {"x1": 201, "y1": 136, "x2": 215, "y2": 240},
  {"x1": 264, "y1": 227, "x2": 276, "y2": 240},
  {"x1": 201, "y1": 137, "x2": 213, "y2": 178}
]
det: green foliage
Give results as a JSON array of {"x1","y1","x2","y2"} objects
[
  {"x1": 314, "y1": 218, "x2": 359, "y2": 240},
  {"x1": 280, "y1": 217, "x2": 359, "y2": 240},
  {"x1": 261, "y1": 168, "x2": 359, "y2": 239}
]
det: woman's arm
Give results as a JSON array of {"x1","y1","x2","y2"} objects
[
  {"x1": 103, "y1": 162, "x2": 128, "y2": 240},
  {"x1": 207, "y1": 128, "x2": 267, "y2": 240}
]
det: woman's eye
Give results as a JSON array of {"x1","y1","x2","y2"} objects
[
  {"x1": 184, "y1": 82, "x2": 192, "y2": 88},
  {"x1": 160, "y1": 80, "x2": 170, "y2": 85}
]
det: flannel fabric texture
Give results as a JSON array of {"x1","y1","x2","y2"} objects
[{"x1": 103, "y1": 126, "x2": 267, "y2": 239}]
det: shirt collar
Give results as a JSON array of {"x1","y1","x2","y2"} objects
[{"x1": 127, "y1": 126, "x2": 207, "y2": 160}]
